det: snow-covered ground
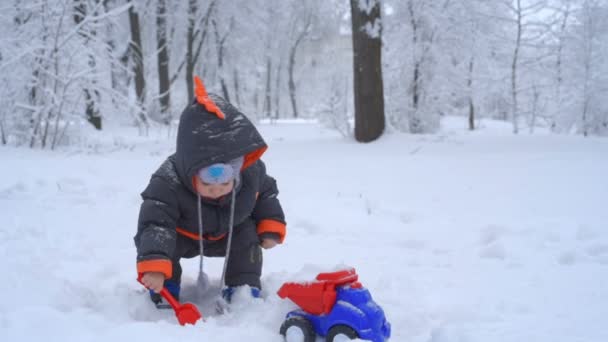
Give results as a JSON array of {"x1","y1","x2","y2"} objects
[{"x1": 1, "y1": 117, "x2": 607, "y2": 342}]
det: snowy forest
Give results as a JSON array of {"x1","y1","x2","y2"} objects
[{"x1": 1, "y1": 0, "x2": 608, "y2": 148}]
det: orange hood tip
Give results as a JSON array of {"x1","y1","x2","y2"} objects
[{"x1": 193, "y1": 75, "x2": 225, "y2": 120}]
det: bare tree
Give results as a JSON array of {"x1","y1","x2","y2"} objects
[
  {"x1": 579, "y1": 0, "x2": 595, "y2": 136},
  {"x1": 212, "y1": 17, "x2": 234, "y2": 102},
  {"x1": 127, "y1": 0, "x2": 147, "y2": 131},
  {"x1": 184, "y1": 0, "x2": 215, "y2": 102},
  {"x1": 467, "y1": 55, "x2": 476, "y2": 131},
  {"x1": 156, "y1": 0, "x2": 171, "y2": 124},
  {"x1": 320, "y1": 76, "x2": 351, "y2": 137},
  {"x1": 262, "y1": 57, "x2": 273, "y2": 117},
  {"x1": 460, "y1": 1, "x2": 484, "y2": 131},
  {"x1": 401, "y1": 0, "x2": 448, "y2": 134},
  {"x1": 73, "y1": 0, "x2": 102, "y2": 130},
  {"x1": 273, "y1": 58, "x2": 283, "y2": 120},
  {"x1": 287, "y1": 7, "x2": 313, "y2": 118},
  {"x1": 103, "y1": 0, "x2": 129, "y2": 105},
  {"x1": 406, "y1": 0, "x2": 422, "y2": 131},
  {"x1": 510, "y1": 0, "x2": 523, "y2": 134},
  {"x1": 553, "y1": 0, "x2": 608, "y2": 135},
  {"x1": 1, "y1": 1, "x2": 130, "y2": 148},
  {"x1": 498, "y1": 0, "x2": 548, "y2": 134},
  {"x1": 552, "y1": 1, "x2": 571, "y2": 131},
  {"x1": 0, "y1": 120, "x2": 6, "y2": 145},
  {"x1": 0, "y1": 70, "x2": 7, "y2": 144},
  {"x1": 350, "y1": 0, "x2": 385, "y2": 142}
]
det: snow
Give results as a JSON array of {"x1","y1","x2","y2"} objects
[
  {"x1": 357, "y1": 0, "x2": 378, "y2": 15},
  {"x1": 362, "y1": 19, "x2": 382, "y2": 39},
  {"x1": 1, "y1": 117, "x2": 608, "y2": 341}
]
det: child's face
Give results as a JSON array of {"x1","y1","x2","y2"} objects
[{"x1": 194, "y1": 176, "x2": 234, "y2": 199}]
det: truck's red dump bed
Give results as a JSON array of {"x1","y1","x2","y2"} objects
[{"x1": 277, "y1": 268, "x2": 361, "y2": 315}]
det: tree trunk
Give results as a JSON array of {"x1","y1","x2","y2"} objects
[
  {"x1": 0, "y1": 51, "x2": 4, "y2": 143},
  {"x1": 213, "y1": 17, "x2": 233, "y2": 102},
  {"x1": 127, "y1": 0, "x2": 147, "y2": 128},
  {"x1": 274, "y1": 59, "x2": 282, "y2": 119},
  {"x1": 511, "y1": 0, "x2": 522, "y2": 134},
  {"x1": 581, "y1": 0, "x2": 594, "y2": 137},
  {"x1": 233, "y1": 69, "x2": 241, "y2": 107},
  {"x1": 263, "y1": 58, "x2": 272, "y2": 117},
  {"x1": 186, "y1": 0, "x2": 197, "y2": 102},
  {"x1": 350, "y1": 0, "x2": 385, "y2": 142},
  {"x1": 73, "y1": 0, "x2": 102, "y2": 130},
  {"x1": 529, "y1": 85, "x2": 539, "y2": 134},
  {"x1": 28, "y1": 66, "x2": 41, "y2": 148},
  {"x1": 106, "y1": 39, "x2": 119, "y2": 93},
  {"x1": 156, "y1": 0, "x2": 171, "y2": 124},
  {"x1": 287, "y1": 16, "x2": 311, "y2": 119},
  {"x1": 29, "y1": 73, "x2": 42, "y2": 148},
  {"x1": 407, "y1": 1, "x2": 422, "y2": 133},
  {"x1": 84, "y1": 89, "x2": 102, "y2": 130},
  {"x1": 103, "y1": 0, "x2": 122, "y2": 102},
  {"x1": 582, "y1": 61, "x2": 590, "y2": 137},
  {"x1": 287, "y1": 46, "x2": 298, "y2": 118},
  {"x1": 413, "y1": 62, "x2": 420, "y2": 111},
  {"x1": 468, "y1": 56, "x2": 475, "y2": 131},
  {"x1": 0, "y1": 111, "x2": 6, "y2": 144},
  {"x1": 554, "y1": 4, "x2": 570, "y2": 132},
  {"x1": 186, "y1": 0, "x2": 215, "y2": 103}
]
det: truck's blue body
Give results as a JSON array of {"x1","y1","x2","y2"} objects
[{"x1": 284, "y1": 286, "x2": 391, "y2": 342}]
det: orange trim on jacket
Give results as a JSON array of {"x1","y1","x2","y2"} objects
[
  {"x1": 243, "y1": 147, "x2": 267, "y2": 170},
  {"x1": 257, "y1": 219, "x2": 286, "y2": 243},
  {"x1": 176, "y1": 227, "x2": 226, "y2": 241},
  {"x1": 137, "y1": 259, "x2": 172, "y2": 279},
  {"x1": 194, "y1": 76, "x2": 225, "y2": 119}
]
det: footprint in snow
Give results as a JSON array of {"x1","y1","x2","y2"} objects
[
  {"x1": 479, "y1": 242, "x2": 507, "y2": 260},
  {"x1": 56, "y1": 178, "x2": 88, "y2": 194},
  {"x1": 0, "y1": 182, "x2": 27, "y2": 198},
  {"x1": 557, "y1": 251, "x2": 579, "y2": 266},
  {"x1": 400, "y1": 239, "x2": 427, "y2": 250},
  {"x1": 586, "y1": 244, "x2": 608, "y2": 264},
  {"x1": 586, "y1": 244, "x2": 608, "y2": 257},
  {"x1": 479, "y1": 224, "x2": 509, "y2": 246},
  {"x1": 576, "y1": 225, "x2": 599, "y2": 241},
  {"x1": 429, "y1": 324, "x2": 470, "y2": 342}
]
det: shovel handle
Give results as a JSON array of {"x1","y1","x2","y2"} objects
[
  {"x1": 136, "y1": 274, "x2": 178, "y2": 310},
  {"x1": 159, "y1": 287, "x2": 180, "y2": 311}
]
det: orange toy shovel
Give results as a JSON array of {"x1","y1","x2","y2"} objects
[{"x1": 137, "y1": 276, "x2": 202, "y2": 326}]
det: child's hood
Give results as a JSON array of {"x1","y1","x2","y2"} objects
[{"x1": 174, "y1": 93, "x2": 267, "y2": 194}]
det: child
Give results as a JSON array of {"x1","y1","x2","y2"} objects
[{"x1": 134, "y1": 77, "x2": 286, "y2": 308}]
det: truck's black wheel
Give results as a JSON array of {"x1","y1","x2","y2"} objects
[
  {"x1": 327, "y1": 324, "x2": 359, "y2": 341},
  {"x1": 279, "y1": 316, "x2": 316, "y2": 342}
]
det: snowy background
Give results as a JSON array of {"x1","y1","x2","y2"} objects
[
  {"x1": 3, "y1": 0, "x2": 608, "y2": 148},
  {"x1": 1, "y1": 117, "x2": 607, "y2": 341}
]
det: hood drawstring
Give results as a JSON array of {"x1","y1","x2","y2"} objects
[
  {"x1": 196, "y1": 194, "x2": 209, "y2": 293},
  {"x1": 196, "y1": 181, "x2": 238, "y2": 300},
  {"x1": 197, "y1": 193, "x2": 203, "y2": 262},
  {"x1": 220, "y1": 181, "x2": 238, "y2": 290}
]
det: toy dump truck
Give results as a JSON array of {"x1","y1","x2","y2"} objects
[{"x1": 277, "y1": 268, "x2": 391, "y2": 342}]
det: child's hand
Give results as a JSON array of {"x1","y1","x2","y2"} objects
[
  {"x1": 260, "y1": 238, "x2": 278, "y2": 249},
  {"x1": 141, "y1": 272, "x2": 166, "y2": 293}
]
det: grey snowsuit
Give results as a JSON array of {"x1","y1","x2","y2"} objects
[{"x1": 134, "y1": 94, "x2": 286, "y2": 289}]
